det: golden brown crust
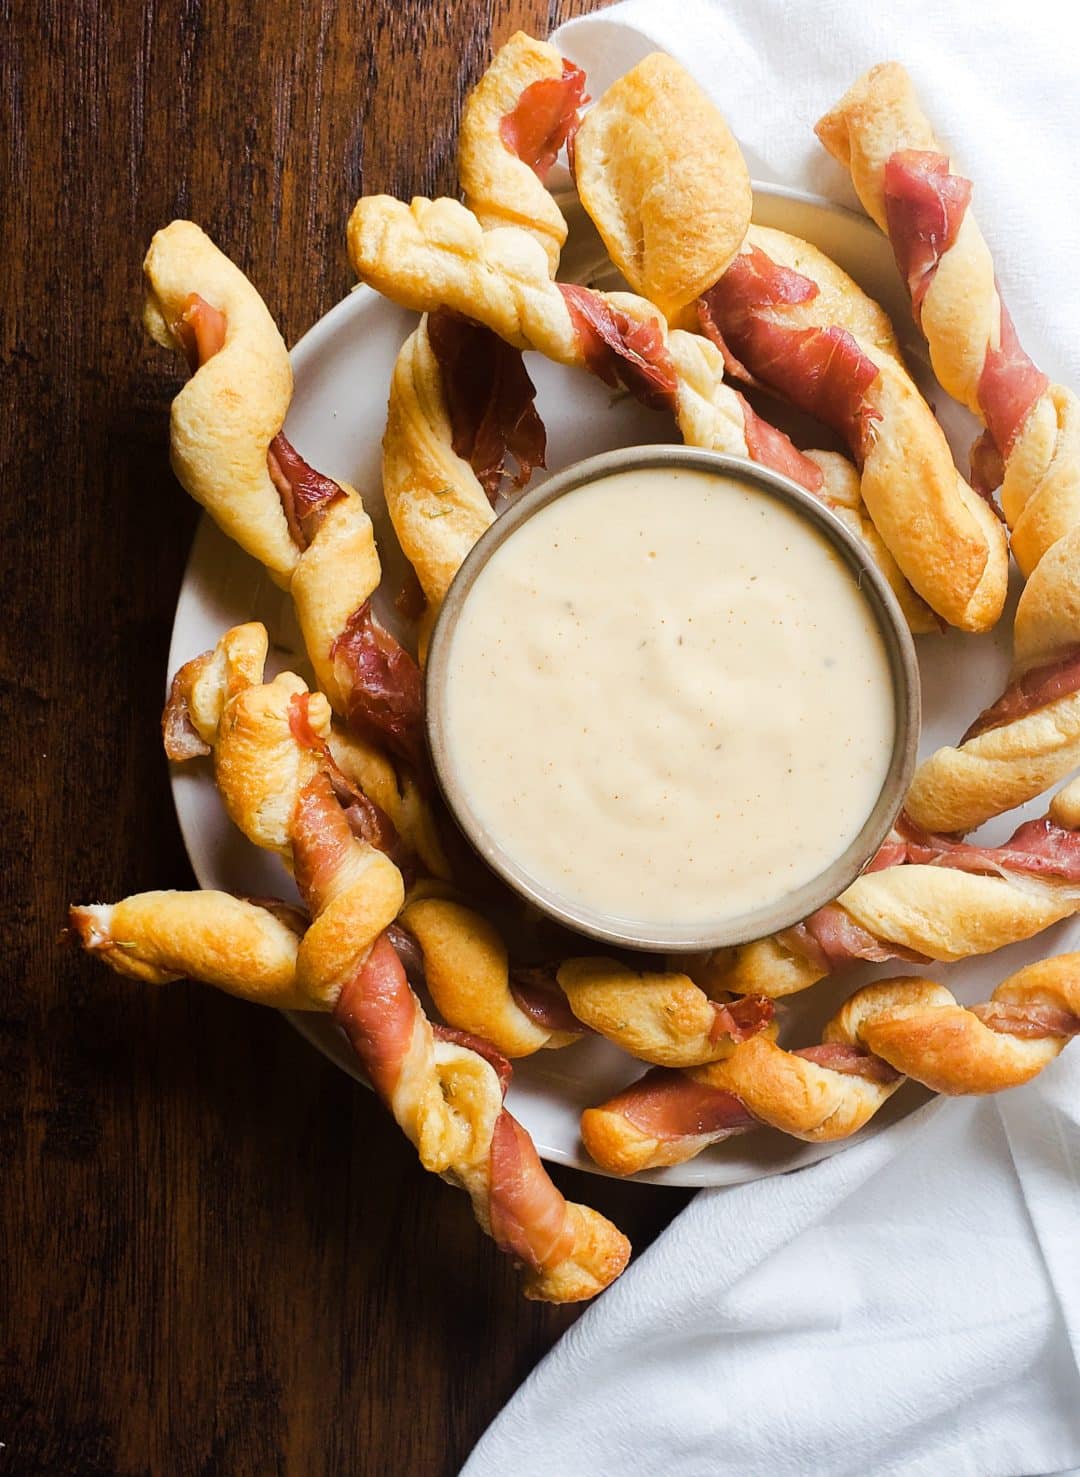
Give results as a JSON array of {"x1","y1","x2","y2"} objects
[
  {"x1": 458, "y1": 31, "x2": 570, "y2": 275},
  {"x1": 574, "y1": 53, "x2": 752, "y2": 318},
  {"x1": 382, "y1": 319, "x2": 495, "y2": 615},
  {"x1": 401, "y1": 897, "x2": 577, "y2": 1056},
  {"x1": 521, "y1": 1203, "x2": 632, "y2": 1302},
  {"x1": 817, "y1": 65, "x2": 1080, "y2": 828},
  {"x1": 326, "y1": 724, "x2": 451, "y2": 880},
  {"x1": 69, "y1": 890, "x2": 309, "y2": 1008}
]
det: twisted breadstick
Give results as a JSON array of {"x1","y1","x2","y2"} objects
[
  {"x1": 583, "y1": 957, "x2": 1080, "y2": 1174},
  {"x1": 698, "y1": 793, "x2": 1080, "y2": 998},
  {"x1": 144, "y1": 222, "x2": 436, "y2": 845},
  {"x1": 69, "y1": 891, "x2": 308, "y2": 1007},
  {"x1": 697, "y1": 224, "x2": 1009, "y2": 631},
  {"x1": 353, "y1": 195, "x2": 935, "y2": 628},
  {"x1": 817, "y1": 64, "x2": 1080, "y2": 831},
  {"x1": 147, "y1": 622, "x2": 631, "y2": 1298},
  {"x1": 459, "y1": 31, "x2": 584, "y2": 275},
  {"x1": 572, "y1": 52, "x2": 751, "y2": 319}
]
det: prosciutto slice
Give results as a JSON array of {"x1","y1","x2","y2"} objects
[
  {"x1": 883, "y1": 150, "x2": 972, "y2": 324},
  {"x1": 781, "y1": 906, "x2": 929, "y2": 971},
  {"x1": 609, "y1": 1068, "x2": 758, "y2": 1140},
  {"x1": 710, "y1": 994, "x2": 774, "y2": 1045},
  {"x1": 962, "y1": 645, "x2": 1080, "y2": 742},
  {"x1": 559, "y1": 284, "x2": 679, "y2": 412},
  {"x1": 973, "y1": 1001, "x2": 1080, "y2": 1039},
  {"x1": 487, "y1": 1111, "x2": 576, "y2": 1271},
  {"x1": 732, "y1": 390, "x2": 826, "y2": 493},
  {"x1": 334, "y1": 931, "x2": 419, "y2": 1101},
  {"x1": 174, "y1": 292, "x2": 227, "y2": 370},
  {"x1": 699, "y1": 250, "x2": 882, "y2": 460},
  {"x1": 795, "y1": 1043, "x2": 903, "y2": 1084},
  {"x1": 508, "y1": 966, "x2": 585, "y2": 1035},
  {"x1": 977, "y1": 303, "x2": 1048, "y2": 459},
  {"x1": 266, "y1": 433, "x2": 346, "y2": 549},
  {"x1": 432, "y1": 1023, "x2": 513, "y2": 1096},
  {"x1": 499, "y1": 60, "x2": 588, "y2": 181},
  {"x1": 426, "y1": 308, "x2": 546, "y2": 501},
  {"x1": 330, "y1": 601, "x2": 424, "y2": 768}
]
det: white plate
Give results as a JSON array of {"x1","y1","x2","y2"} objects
[{"x1": 169, "y1": 185, "x2": 1078, "y2": 1187}]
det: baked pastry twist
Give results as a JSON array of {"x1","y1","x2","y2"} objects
[
  {"x1": 353, "y1": 195, "x2": 935, "y2": 629},
  {"x1": 398, "y1": 897, "x2": 776, "y2": 1065},
  {"x1": 699, "y1": 792, "x2": 1080, "y2": 998},
  {"x1": 583, "y1": 957, "x2": 1080, "y2": 1174},
  {"x1": 459, "y1": 31, "x2": 585, "y2": 276},
  {"x1": 697, "y1": 224, "x2": 1009, "y2": 632},
  {"x1": 816, "y1": 63, "x2": 1080, "y2": 831},
  {"x1": 150, "y1": 621, "x2": 630, "y2": 1298},
  {"x1": 144, "y1": 222, "x2": 438, "y2": 865},
  {"x1": 573, "y1": 52, "x2": 752, "y2": 319},
  {"x1": 69, "y1": 891, "x2": 308, "y2": 1007}
]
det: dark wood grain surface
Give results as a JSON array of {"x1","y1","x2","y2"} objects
[{"x1": 2, "y1": 2, "x2": 693, "y2": 1473}]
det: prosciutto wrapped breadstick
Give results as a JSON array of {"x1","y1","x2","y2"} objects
[
  {"x1": 353, "y1": 195, "x2": 936, "y2": 629},
  {"x1": 458, "y1": 30, "x2": 585, "y2": 275},
  {"x1": 102, "y1": 621, "x2": 630, "y2": 1301},
  {"x1": 698, "y1": 225, "x2": 1009, "y2": 632},
  {"x1": 817, "y1": 63, "x2": 1080, "y2": 832},
  {"x1": 583, "y1": 958, "x2": 1080, "y2": 1174},
  {"x1": 697, "y1": 790, "x2": 1080, "y2": 998},
  {"x1": 143, "y1": 221, "x2": 447, "y2": 875}
]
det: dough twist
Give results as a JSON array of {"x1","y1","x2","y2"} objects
[
  {"x1": 573, "y1": 52, "x2": 752, "y2": 319},
  {"x1": 353, "y1": 195, "x2": 934, "y2": 628},
  {"x1": 459, "y1": 31, "x2": 583, "y2": 275},
  {"x1": 146, "y1": 221, "x2": 443, "y2": 870},
  {"x1": 698, "y1": 224, "x2": 1009, "y2": 632},
  {"x1": 583, "y1": 959, "x2": 1080, "y2": 1174},
  {"x1": 698, "y1": 791, "x2": 1080, "y2": 999},
  {"x1": 817, "y1": 64, "x2": 1080, "y2": 830}
]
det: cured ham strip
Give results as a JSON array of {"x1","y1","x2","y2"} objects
[
  {"x1": 795, "y1": 1043, "x2": 903, "y2": 1084},
  {"x1": 499, "y1": 60, "x2": 588, "y2": 180},
  {"x1": 385, "y1": 921, "x2": 426, "y2": 988},
  {"x1": 962, "y1": 645, "x2": 1080, "y2": 742},
  {"x1": 895, "y1": 811, "x2": 1080, "y2": 883},
  {"x1": 426, "y1": 308, "x2": 546, "y2": 501},
  {"x1": 290, "y1": 773, "x2": 357, "y2": 916},
  {"x1": 611, "y1": 1068, "x2": 758, "y2": 1140},
  {"x1": 699, "y1": 250, "x2": 881, "y2": 459},
  {"x1": 333, "y1": 931, "x2": 420, "y2": 1101},
  {"x1": 973, "y1": 1001, "x2": 1080, "y2": 1040},
  {"x1": 559, "y1": 284, "x2": 678, "y2": 412},
  {"x1": 977, "y1": 303, "x2": 1048, "y2": 460},
  {"x1": 781, "y1": 906, "x2": 929, "y2": 971},
  {"x1": 732, "y1": 390, "x2": 826, "y2": 493},
  {"x1": 174, "y1": 292, "x2": 227, "y2": 371},
  {"x1": 161, "y1": 663, "x2": 211, "y2": 760},
  {"x1": 509, "y1": 966, "x2": 586, "y2": 1034},
  {"x1": 287, "y1": 693, "x2": 405, "y2": 862},
  {"x1": 432, "y1": 1023, "x2": 513, "y2": 1096},
  {"x1": 266, "y1": 433, "x2": 346, "y2": 549},
  {"x1": 330, "y1": 601, "x2": 424, "y2": 768},
  {"x1": 710, "y1": 994, "x2": 775, "y2": 1045},
  {"x1": 487, "y1": 1110, "x2": 576, "y2": 1271},
  {"x1": 883, "y1": 150, "x2": 972, "y2": 324}
]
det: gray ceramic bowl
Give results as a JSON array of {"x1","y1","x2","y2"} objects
[{"x1": 425, "y1": 445, "x2": 921, "y2": 953}]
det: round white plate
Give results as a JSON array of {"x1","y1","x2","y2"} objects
[{"x1": 169, "y1": 185, "x2": 1078, "y2": 1187}]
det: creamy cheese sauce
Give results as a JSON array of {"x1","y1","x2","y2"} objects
[{"x1": 439, "y1": 467, "x2": 896, "y2": 934}]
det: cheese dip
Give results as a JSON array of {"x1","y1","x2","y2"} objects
[{"x1": 437, "y1": 464, "x2": 897, "y2": 937}]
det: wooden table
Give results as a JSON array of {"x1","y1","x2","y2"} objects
[{"x1": 4, "y1": 2, "x2": 691, "y2": 1470}]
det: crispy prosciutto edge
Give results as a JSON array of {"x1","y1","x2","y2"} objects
[
  {"x1": 499, "y1": 59, "x2": 588, "y2": 181},
  {"x1": 426, "y1": 307, "x2": 547, "y2": 502},
  {"x1": 559, "y1": 284, "x2": 679, "y2": 412},
  {"x1": 330, "y1": 602, "x2": 424, "y2": 771},
  {"x1": 883, "y1": 150, "x2": 972, "y2": 325}
]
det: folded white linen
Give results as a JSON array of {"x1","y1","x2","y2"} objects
[{"x1": 463, "y1": 4, "x2": 1080, "y2": 1473}]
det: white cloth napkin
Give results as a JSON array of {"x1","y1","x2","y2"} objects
[{"x1": 463, "y1": 4, "x2": 1080, "y2": 1474}]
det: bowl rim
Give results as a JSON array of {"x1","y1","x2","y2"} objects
[{"x1": 424, "y1": 444, "x2": 921, "y2": 953}]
